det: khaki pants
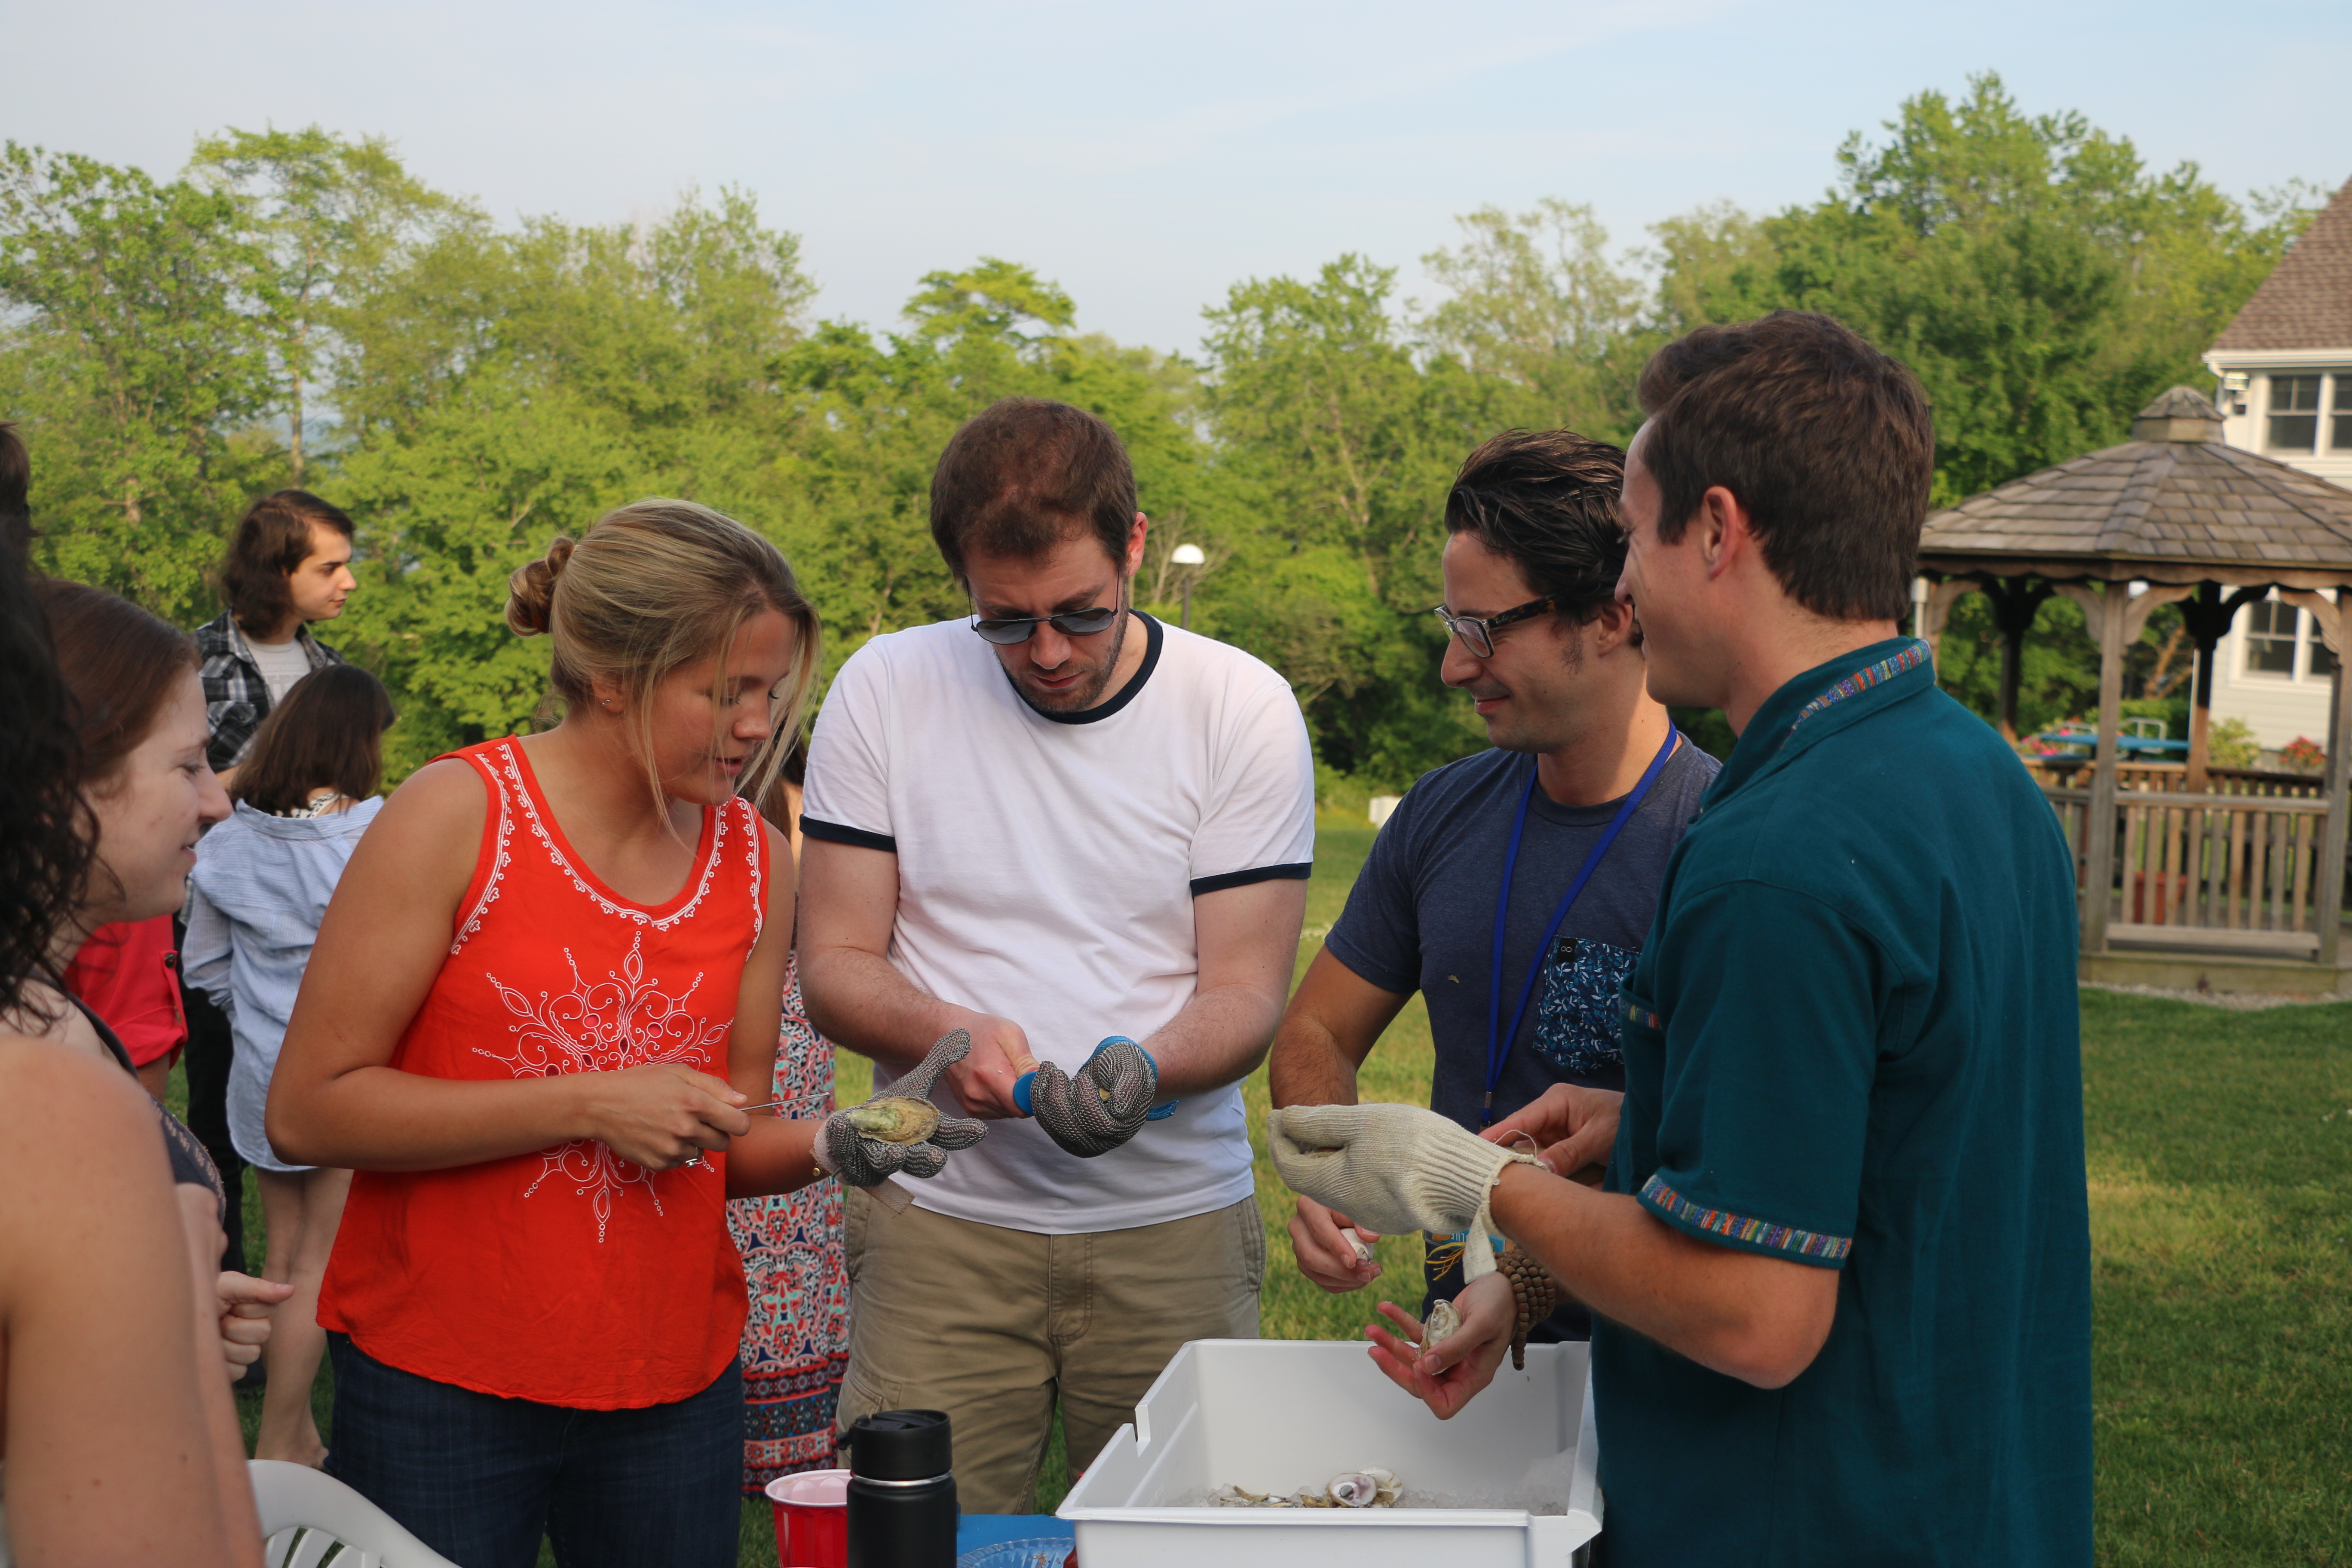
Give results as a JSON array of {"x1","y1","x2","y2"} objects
[{"x1": 839, "y1": 1189, "x2": 1265, "y2": 1514}]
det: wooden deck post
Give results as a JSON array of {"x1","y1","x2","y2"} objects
[
  {"x1": 2085, "y1": 587, "x2": 2126, "y2": 955},
  {"x1": 2056, "y1": 580, "x2": 2196, "y2": 955},
  {"x1": 1918, "y1": 577, "x2": 1978, "y2": 671},
  {"x1": 2300, "y1": 588, "x2": 2350, "y2": 968},
  {"x1": 2058, "y1": 581, "x2": 2129, "y2": 954}
]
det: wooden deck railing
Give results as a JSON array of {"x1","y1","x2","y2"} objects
[
  {"x1": 2044, "y1": 785, "x2": 2332, "y2": 955},
  {"x1": 2027, "y1": 759, "x2": 2324, "y2": 799}
]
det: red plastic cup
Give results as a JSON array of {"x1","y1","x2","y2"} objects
[{"x1": 765, "y1": 1468, "x2": 851, "y2": 1568}]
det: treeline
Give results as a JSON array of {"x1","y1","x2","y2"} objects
[{"x1": 0, "y1": 74, "x2": 2315, "y2": 787}]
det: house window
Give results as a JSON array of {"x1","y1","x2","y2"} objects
[
  {"x1": 2266, "y1": 375, "x2": 2321, "y2": 453},
  {"x1": 2335, "y1": 374, "x2": 2352, "y2": 453},
  {"x1": 2244, "y1": 599, "x2": 2300, "y2": 675}
]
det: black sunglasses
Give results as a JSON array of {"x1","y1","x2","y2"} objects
[
  {"x1": 968, "y1": 605, "x2": 1123, "y2": 646},
  {"x1": 1430, "y1": 596, "x2": 1554, "y2": 658}
]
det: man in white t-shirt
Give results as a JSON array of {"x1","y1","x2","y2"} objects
[{"x1": 799, "y1": 397, "x2": 1315, "y2": 1511}]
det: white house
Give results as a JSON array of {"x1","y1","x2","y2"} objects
[{"x1": 2202, "y1": 173, "x2": 2352, "y2": 753}]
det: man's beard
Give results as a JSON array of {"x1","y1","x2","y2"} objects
[{"x1": 1015, "y1": 608, "x2": 1130, "y2": 715}]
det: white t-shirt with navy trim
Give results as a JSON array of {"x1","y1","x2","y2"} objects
[{"x1": 802, "y1": 612, "x2": 1315, "y2": 1233}]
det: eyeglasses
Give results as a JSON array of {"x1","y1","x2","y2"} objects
[
  {"x1": 968, "y1": 605, "x2": 1123, "y2": 646},
  {"x1": 1431, "y1": 597, "x2": 1553, "y2": 659}
]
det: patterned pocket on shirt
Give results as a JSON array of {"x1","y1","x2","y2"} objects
[{"x1": 1533, "y1": 937, "x2": 1639, "y2": 1076}]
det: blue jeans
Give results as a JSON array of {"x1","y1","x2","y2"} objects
[{"x1": 325, "y1": 1333, "x2": 743, "y2": 1568}]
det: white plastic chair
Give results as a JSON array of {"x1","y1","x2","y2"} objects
[{"x1": 250, "y1": 1460, "x2": 461, "y2": 1568}]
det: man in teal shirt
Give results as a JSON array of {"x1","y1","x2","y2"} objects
[{"x1": 1268, "y1": 310, "x2": 2091, "y2": 1565}]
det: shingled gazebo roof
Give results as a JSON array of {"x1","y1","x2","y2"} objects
[
  {"x1": 2212, "y1": 174, "x2": 2352, "y2": 352},
  {"x1": 1917, "y1": 387, "x2": 2352, "y2": 590}
]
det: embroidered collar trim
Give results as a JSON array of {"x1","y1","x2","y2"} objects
[
  {"x1": 1777, "y1": 639, "x2": 1930, "y2": 751},
  {"x1": 496, "y1": 742, "x2": 727, "y2": 930}
]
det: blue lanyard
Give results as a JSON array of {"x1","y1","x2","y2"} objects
[{"x1": 1482, "y1": 727, "x2": 1679, "y2": 1123}]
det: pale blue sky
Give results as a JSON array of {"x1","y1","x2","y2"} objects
[{"x1": 13, "y1": 1, "x2": 2350, "y2": 355}]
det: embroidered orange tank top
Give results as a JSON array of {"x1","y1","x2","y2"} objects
[{"x1": 317, "y1": 738, "x2": 764, "y2": 1408}]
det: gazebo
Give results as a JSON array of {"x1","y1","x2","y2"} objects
[{"x1": 1917, "y1": 387, "x2": 2352, "y2": 987}]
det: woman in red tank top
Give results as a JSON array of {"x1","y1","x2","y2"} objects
[{"x1": 267, "y1": 502, "x2": 974, "y2": 1568}]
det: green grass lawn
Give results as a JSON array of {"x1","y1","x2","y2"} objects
[
  {"x1": 204, "y1": 816, "x2": 2352, "y2": 1564},
  {"x1": 2079, "y1": 992, "x2": 2352, "y2": 1565}
]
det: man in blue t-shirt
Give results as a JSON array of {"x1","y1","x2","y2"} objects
[
  {"x1": 1269, "y1": 429, "x2": 1717, "y2": 1336},
  {"x1": 1268, "y1": 312, "x2": 2091, "y2": 1565}
]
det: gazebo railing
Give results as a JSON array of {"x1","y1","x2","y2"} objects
[
  {"x1": 2027, "y1": 759, "x2": 2324, "y2": 799},
  {"x1": 2046, "y1": 784, "x2": 2331, "y2": 955}
]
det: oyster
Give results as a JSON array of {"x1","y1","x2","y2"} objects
[
  {"x1": 844, "y1": 1096, "x2": 940, "y2": 1145},
  {"x1": 1419, "y1": 1297, "x2": 1463, "y2": 1349},
  {"x1": 1212, "y1": 1469, "x2": 1400, "y2": 1510}
]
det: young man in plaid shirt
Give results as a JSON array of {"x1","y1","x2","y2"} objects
[
  {"x1": 185, "y1": 488, "x2": 359, "y2": 1297},
  {"x1": 196, "y1": 490, "x2": 357, "y2": 780}
]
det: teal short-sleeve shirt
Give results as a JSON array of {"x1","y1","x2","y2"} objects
[{"x1": 1593, "y1": 638, "x2": 2092, "y2": 1566}]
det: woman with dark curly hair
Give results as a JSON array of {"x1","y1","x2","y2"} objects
[{"x1": 0, "y1": 549, "x2": 267, "y2": 1566}]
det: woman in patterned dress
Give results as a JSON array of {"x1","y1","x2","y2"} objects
[
  {"x1": 726, "y1": 954, "x2": 849, "y2": 1491},
  {"x1": 729, "y1": 749, "x2": 850, "y2": 1493}
]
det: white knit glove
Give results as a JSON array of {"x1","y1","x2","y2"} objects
[{"x1": 1267, "y1": 1103, "x2": 1536, "y2": 1282}]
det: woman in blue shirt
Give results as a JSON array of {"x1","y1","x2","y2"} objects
[{"x1": 187, "y1": 664, "x2": 396, "y2": 1468}]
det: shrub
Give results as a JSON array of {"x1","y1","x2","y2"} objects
[{"x1": 2207, "y1": 716, "x2": 2260, "y2": 769}]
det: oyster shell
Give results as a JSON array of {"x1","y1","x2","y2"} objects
[
  {"x1": 845, "y1": 1096, "x2": 940, "y2": 1145},
  {"x1": 1212, "y1": 1469, "x2": 1400, "y2": 1509},
  {"x1": 1419, "y1": 1297, "x2": 1463, "y2": 1348}
]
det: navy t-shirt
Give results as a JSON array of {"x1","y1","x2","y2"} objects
[
  {"x1": 1329, "y1": 736, "x2": 1717, "y2": 1119},
  {"x1": 1325, "y1": 735, "x2": 1718, "y2": 1317}
]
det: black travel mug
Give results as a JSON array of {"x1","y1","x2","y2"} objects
[{"x1": 845, "y1": 1408, "x2": 957, "y2": 1568}]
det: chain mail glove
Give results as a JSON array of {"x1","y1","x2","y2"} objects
[
  {"x1": 821, "y1": 1028, "x2": 986, "y2": 1188},
  {"x1": 1267, "y1": 1102, "x2": 1537, "y2": 1282},
  {"x1": 1013, "y1": 1036, "x2": 1160, "y2": 1159}
]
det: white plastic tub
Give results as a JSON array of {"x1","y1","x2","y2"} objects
[{"x1": 1057, "y1": 1338, "x2": 1602, "y2": 1567}]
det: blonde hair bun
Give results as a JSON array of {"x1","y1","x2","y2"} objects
[
  {"x1": 505, "y1": 536, "x2": 576, "y2": 636},
  {"x1": 505, "y1": 500, "x2": 823, "y2": 806}
]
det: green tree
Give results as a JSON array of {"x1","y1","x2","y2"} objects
[
  {"x1": 0, "y1": 142, "x2": 275, "y2": 620},
  {"x1": 774, "y1": 260, "x2": 1233, "y2": 667},
  {"x1": 328, "y1": 187, "x2": 816, "y2": 769},
  {"x1": 1204, "y1": 256, "x2": 1437, "y2": 579},
  {"x1": 189, "y1": 126, "x2": 469, "y2": 483},
  {"x1": 1653, "y1": 73, "x2": 2318, "y2": 505},
  {"x1": 1648, "y1": 201, "x2": 1770, "y2": 337},
  {"x1": 1417, "y1": 198, "x2": 1647, "y2": 440},
  {"x1": 1203, "y1": 256, "x2": 1486, "y2": 781},
  {"x1": 334, "y1": 375, "x2": 655, "y2": 772}
]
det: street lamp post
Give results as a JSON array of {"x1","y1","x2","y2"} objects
[{"x1": 1170, "y1": 542, "x2": 1205, "y2": 629}]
